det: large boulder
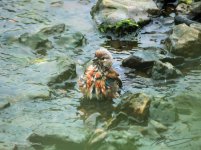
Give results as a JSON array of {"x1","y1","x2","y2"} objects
[
  {"x1": 166, "y1": 24, "x2": 201, "y2": 57},
  {"x1": 91, "y1": 0, "x2": 159, "y2": 35}
]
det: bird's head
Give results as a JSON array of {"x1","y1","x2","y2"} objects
[{"x1": 93, "y1": 48, "x2": 113, "y2": 70}]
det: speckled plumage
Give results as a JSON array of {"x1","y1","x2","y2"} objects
[{"x1": 78, "y1": 48, "x2": 122, "y2": 100}]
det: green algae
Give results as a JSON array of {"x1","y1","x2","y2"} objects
[{"x1": 98, "y1": 19, "x2": 139, "y2": 35}]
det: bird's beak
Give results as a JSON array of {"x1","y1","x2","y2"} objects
[{"x1": 93, "y1": 58, "x2": 98, "y2": 62}]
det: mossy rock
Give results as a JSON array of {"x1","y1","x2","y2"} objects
[{"x1": 98, "y1": 19, "x2": 139, "y2": 36}]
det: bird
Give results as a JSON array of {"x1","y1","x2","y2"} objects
[{"x1": 78, "y1": 48, "x2": 122, "y2": 100}]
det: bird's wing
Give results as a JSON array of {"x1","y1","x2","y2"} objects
[{"x1": 106, "y1": 68, "x2": 122, "y2": 88}]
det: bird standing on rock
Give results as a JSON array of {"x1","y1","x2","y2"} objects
[{"x1": 78, "y1": 48, "x2": 122, "y2": 100}]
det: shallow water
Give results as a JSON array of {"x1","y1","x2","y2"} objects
[{"x1": 0, "y1": 0, "x2": 201, "y2": 149}]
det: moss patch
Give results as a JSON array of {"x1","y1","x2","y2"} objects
[
  {"x1": 98, "y1": 19, "x2": 139, "y2": 36},
  {"x1": 179, "y1": 0, "x2": 192, "y2": 4}
]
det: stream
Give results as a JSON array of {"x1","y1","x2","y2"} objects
[{"x1": 0, "y1": 0, "x2": 201, "y2": 150}]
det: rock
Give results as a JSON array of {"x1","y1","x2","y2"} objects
[
  {"x1": 85, "y1": 112, "x2": 102, "y2": 129},
  {"x1": 22, "y1": 56, "x2": 76, "y2": 86},
  {"x1": 40, "y1": 23, "x2": 66, "y2": 35},
  {"x1": 88, "y1": 129, "x2": 138, "y2": 150},
  {"x1": 150, "y1": 100, "x2": 178, "y2": 125},
  {"x1": 166, "y1": 24, "x2": 201, "y2": 57},
  {"x1": 149, "y1": 119, "x2": 168, "y2": 132},
  {"x1": 91, "y1": 0, "x2": 159, "y2": 35},
  {"x1": 118, "y1": 93, "x2": 151, "y2": 122},
  {"x1": 190, "y1": 23, "x2": 201, "y2": 32},
  {"x1": 107, "y1": 112, "x2": 129, "y2": 129},
  {"x1": 19, "y1": 24, "x2": 86, "y2": 54},
  {"x1": 190, "y1": 1, "x2": 201, "y2": 15},
  {"x1": 176, "y1": 3, "x2": 190, "y2": 14},
  {"x1": 0, "y1": 100, "x2": 10, "y2": 110},
  {"x1": 55, "y1": 32, "x2": 86, "y2": 49},
  {"x1": 122, "y1": 48, "x2": 184, "y2": 69},
  {"x1": 19, "y1": 32, "x2": 53, "y2": 51},
  {"x1": 151, "y1": 60, "x2": 182, "y2": 80},
  {"x1": 19, "y1": 24, "x2": 65, "y2": 50},
  {"x1": 87, "y1": 128, "x2": 107, "y2": 146},
  {"x1": 175, "y1": 15, "x2": 196, "y2": 25}
]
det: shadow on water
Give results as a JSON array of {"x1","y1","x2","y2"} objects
[{"x1": 102, "y1": 40, "x2": 138, "y2": 51}]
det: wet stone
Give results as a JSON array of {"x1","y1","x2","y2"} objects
[
  {"x1": 87, "y1": 129, "x2": 139, "y2": 150},
  {"x1": 166, "y1": 24, "x2": 201, "y2": 57},
  {"x1": 0, "y1": 99, "x2": 10, "y2": 110},
  {"x1": 91, "y1": 0, "x2": 159, "y2": 35},
  {"x1": 117, "y1": 93, "x2": 151, "y2": 124},
  {"x1": 151, "y1": 60, "x2": 183, "y2": 80},
  {"x1": 149, "y1": 119, "x2": 168, "y2": 133},
  {"x1": 85, "y1": 112, "x2": 102, "y2": 129},
  {"x1": 122, "y1": 48, "x2": 184, "y2": 70}
]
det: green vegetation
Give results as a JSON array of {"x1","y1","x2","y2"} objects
[
  {"x1": 179, "y1": 0, "x2": 193, "y2": 4},
  {"x1": 98, "y1": 19, "x2": 139, "y2": 35}
]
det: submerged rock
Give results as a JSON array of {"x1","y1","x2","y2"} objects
[
  {"x1": 122, "y1": 48, "x2": 184, "y2": 69},
  {"x1": 166, "y1": 24, "x2": 201, "y2": 57},
  {"x1": 19, "y1": 24, "x2": 66, "y2": 51},
  {"x1": 151, "y1": 60, "x2": 182, "y2": 80},
  {"x1": 87, "y1": 129, "x2": 139, "y2": 150},
  {"x1": 91, "y1": 0, "x2": 159, "y2": 35},
  {"x1": 150, "y1": 100, "x2": 178, "y2": 125},
  {"x1": 18, "y1": 24, "x2": 86, "y2": 54},
  {"x1": 0, "y1": 99, "x2": 10, "y2": 110}
]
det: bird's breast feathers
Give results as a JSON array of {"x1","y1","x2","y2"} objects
[{"x1": 78, "y1": 65, "x2": 121, "y2": 100}]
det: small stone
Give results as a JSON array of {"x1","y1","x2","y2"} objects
[
  {"x1": 85, "y1": 112, "x2": 101, "y2": 129},
  {"x1": 122, "y1": 48, "x2": 184, "y2": 70},
  {"x1": 88, "y1": 129, "x2": 107, "y2": 146},
  {"x1": 150, "y1": 119, "x2": 168, "y2": 132},
  {"x1": 0, "y1": 100, "x2": 10, "y2": 110}
]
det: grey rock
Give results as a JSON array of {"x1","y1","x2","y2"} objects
[
  {"x1": 122, "y1": 48, "x2": 184, "y2": 69},
  {"x1": 151, "y1": 60, "x2": 182, "y2": 80},
  {"x1": 166, "y1": 24, "x2": 201, "y2": 57},
  {"x1": 149, "y1": 119, "x2": 168, "y2": 132},
  {"x1": 19, "y1": 24, "x2": 86, "y2": 54},
  {"x1": 88, "y1": 129, "x2": 139, "y2": 150},
  {"x1": 0, "y1": 99, "x2": 10, "y2": 110},
  {"x1": 118, "y1": 93, "x2": 151, "y2": 122},
  {"x1": 85, "y1": 112, "x2": 101, "y2": 129},
  {"x1": 91, "y1": 0, "x2": 159, "y2": 34}
]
